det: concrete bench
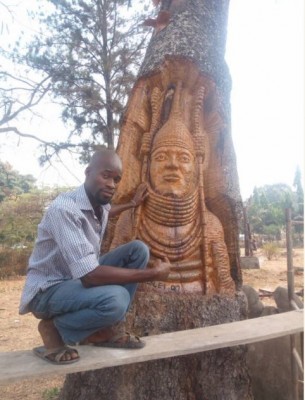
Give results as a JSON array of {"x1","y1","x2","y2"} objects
[{"x1": 0, "y1": 310, "x2": 303, "y2": 384}]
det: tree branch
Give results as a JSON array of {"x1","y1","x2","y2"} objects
[
  {"x1": 0, "y1": 76, "x2": 52, "y2": 126},
  {"x1": 0, "y1": 126, "x2": 57, "y2": 146}
]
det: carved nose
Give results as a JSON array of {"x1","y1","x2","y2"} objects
[{"x1": 167, "y1": 156, "x2": 179, "y2": 168}]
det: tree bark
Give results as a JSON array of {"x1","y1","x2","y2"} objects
[
  {"x1": 60, "y1": 1, "x2": 252, "y2": 399},
  {"x1": 61, "y1": 293, "x2": 253, "y2": 400}
]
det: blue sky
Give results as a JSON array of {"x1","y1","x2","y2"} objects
[{"x1": 0, "y1": 0, "x2": 304, "y2": 199}]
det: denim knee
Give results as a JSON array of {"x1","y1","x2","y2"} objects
[
  {"x1": 97, "y1": 286, "x2": 130, "y2": 323},
  {"x1": 131, "y1": 240, "x2": 150, "y2": 263}
]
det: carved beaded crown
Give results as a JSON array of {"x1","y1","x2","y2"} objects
[{"x1": 151, "y1": 82, "x2": 195, "y2": 153}]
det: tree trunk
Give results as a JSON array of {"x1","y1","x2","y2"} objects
[
  {"x1": 60, "y1": 1, "x2": 252, "y2": 398},
  {"x1": 61, "y1": 293, "x2": 252, "y2": 400}
]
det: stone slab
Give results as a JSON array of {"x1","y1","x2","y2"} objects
[{"x1": 240, "y1": 256, "x2": 261, "y2": 269}]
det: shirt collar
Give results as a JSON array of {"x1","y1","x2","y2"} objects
[{"x1": 75, "y1": 184, "x2": 111, "y2": 212}]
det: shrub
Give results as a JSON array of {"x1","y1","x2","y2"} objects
[
  {"x1": 0, "y1": 247, "x2": 32, "y2": 279},
  {"x1": 262, "y1": 242, "x2": 280, "y2": 260}
]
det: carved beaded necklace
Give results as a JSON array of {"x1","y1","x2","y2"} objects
[{"x1": 137, "y1": 186, "x2": 202, "y2": 261}]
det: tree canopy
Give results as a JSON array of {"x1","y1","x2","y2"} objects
[
  {"x1": 0, "y1": 190, "x2": 45, "y2": 247},
  {"x1": 0, "y1": 160, "x2": 36, "y2": 202},
  {"x1": 1, "y1": 0, "x2": 152, "y2": 165},
  {"x1": 0, "y1": 187, "x2": 68, "y2": 245},
  {"x1": 245, "y1": 182, "x2": 303, "y2": 240},
  {"x1": 293, "y1": 164, "x2": 304, "y2": 215}
]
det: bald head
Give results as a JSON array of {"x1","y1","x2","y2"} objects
[
  {"x1": 84, "y1": 149, "x2": 122, "y2": 206},
  {"x1": 86, "y1": 148, "x2": 120, "y2": 168}
]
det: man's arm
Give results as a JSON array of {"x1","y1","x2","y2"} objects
[
  {"x1": 108, "y1": 200, "x2": 137, "y2": 218},
  {"x1": 81, "y1": 258, "x2": 170, "y2": 288},
  {"x1": 109, "y1": 183, "x2": 148, "y2": 218}
]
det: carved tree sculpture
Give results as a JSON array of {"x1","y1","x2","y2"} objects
[
  {"x1": 111, "y1": 77, "x2": 236, "y2": 296},
  {"x1": 61, "y1": 1, "x2": 253, "y2": 399}
]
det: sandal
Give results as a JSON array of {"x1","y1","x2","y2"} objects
[
  {"x1": 94, "y1": 332, "x2": 145, "y2": 349},
  {"x1": 33, "y1": 345, "x2": 80, "y2": 364}
]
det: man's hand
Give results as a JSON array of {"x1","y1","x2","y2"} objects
[
  {"x1": 81, "y1": 256, "x2": 171, "y2": 288},
  {"x1": 152, "y1": 257, "x2": 171, "y2": 281},
  {"x1": 131, "y1": 183, "x2": 149, "y2": 207}
]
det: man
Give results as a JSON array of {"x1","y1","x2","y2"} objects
[{"x1": 19, "y1": 149, "x2": 170, "y2": 364}]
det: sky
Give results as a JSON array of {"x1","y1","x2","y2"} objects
[
  {"x1": 0, "y1": 0, "x2": 304, "y2": 199},
  {"x1": 226, "y1": 0, "x2": 304, "y2": 198}
]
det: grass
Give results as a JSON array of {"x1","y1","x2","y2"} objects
[{"x1": 42, "y1": 387, "x2": 61, "y2": 400}]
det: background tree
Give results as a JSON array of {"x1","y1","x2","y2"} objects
[
  {"x1": 0, "y1": 187, "x2": 65, "y2": 277},
  {"x1": 246, "y1": 183, "x2": 297, "y2": 241},
  {"x1": 21, "y1": 0, "x2": 151, "y2": 162},
  {"x1": 293, "y1": 165, "x2": 304, "y2": 215},
  {"x1": 0, "y1": 160, "x2": 36, "y2": 202},
  {"x1": 1, "y1": 0, "x2": 152, "y2": 164},
  {"x1": 0, "y1": 1, "x2": 58, "y2": 149},
  {"x1": 0, "y1": 190, "x2": 45, "y2": 248},
  {"x1": 292, "y1": 165, "x2": 304, "y2": 245},
  {"x1": 0, "y1": 1, "x2": 52, "y2": 145},
  {"x1": 0, "y1": 1, "x2": 13, "y2": 35}
]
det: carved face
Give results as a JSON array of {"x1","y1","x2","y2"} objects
[{"x1": 150, "y1": 146, "x2": 197, "y2": 197}]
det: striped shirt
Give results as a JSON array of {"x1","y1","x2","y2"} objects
[{"x1": 19, "y1": 184, "x2": 110, "y2": 314}]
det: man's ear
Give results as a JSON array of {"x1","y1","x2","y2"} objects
[{"x1": 85, "y1": 166, "x2": 90, "y2": 177}]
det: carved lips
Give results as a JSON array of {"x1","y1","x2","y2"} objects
[{"x1": 163, "y1": 174, "x2": 181, "y2": 182}]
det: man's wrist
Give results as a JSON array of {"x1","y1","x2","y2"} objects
[{"x1": 144, "y1": 266, "x2": 160, "y2": 281}]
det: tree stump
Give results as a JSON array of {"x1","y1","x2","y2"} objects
[
  {"x1": 60, "y1": 291, "x2": 252, "y2": 400},
  {"x1": 60, "y1": 1, "x2": 252, "y2": 398}
]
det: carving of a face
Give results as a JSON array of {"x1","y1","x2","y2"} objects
[{"x1": 150, "y1": 146, "x2": 197, "y2": 197}]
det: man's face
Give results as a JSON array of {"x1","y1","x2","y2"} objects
[
  {"x1": 85, "y1": 155, "x2": 122, "y2": 205},
  {"x1": 149, "y1": 146, "x2": 196, "y2": 197}
]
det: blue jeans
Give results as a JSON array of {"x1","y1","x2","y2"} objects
[{"x1": 29, "y1": 240, "x2": 149, "y2": 345}]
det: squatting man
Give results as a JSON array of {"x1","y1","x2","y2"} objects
[{"x1": 19, "y1": 149, "x2": 171, "y2": 364}]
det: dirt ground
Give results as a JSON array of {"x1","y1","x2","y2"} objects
[
  {"x1": 0, "y1": 248, "x2": 303, "y2": 400},
  {"x1": 241, "y1": 247, "x2": 304, "y2": 306}
]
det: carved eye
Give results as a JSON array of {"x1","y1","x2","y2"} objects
[
  {"x1": 154, "y1": 152, "x2": 167, "y2": 161},
  {"x1": 178, "y1": 154, "x2": 191, "y2": 163}
]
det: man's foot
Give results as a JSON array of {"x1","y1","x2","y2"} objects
[
  {"x1": 80, "y1": 325, "x2": 145, "y2": 349},
  {"x1": 37, "y1": 319, "x2": 79, "y2": 362},
  {"x1": 93, "y1": 331, "x2": 145, "y2": 349},
  {"x1": 79, "y1": 326, "x2": 116, "y2": 345},
  {"x1": 33, "y1": 345, "x2": 80, "y2": 365}
]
